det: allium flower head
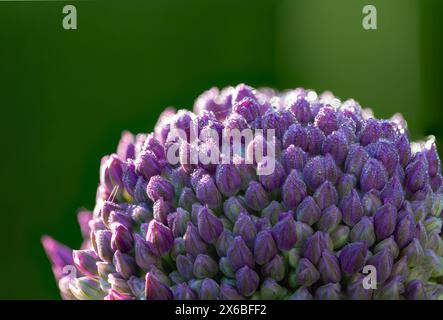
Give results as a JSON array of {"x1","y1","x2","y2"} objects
[{"x1": 43, "y1": 84, "x2": 443, "y2": 300}]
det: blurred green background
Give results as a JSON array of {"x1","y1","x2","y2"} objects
[{"x1": 0, "y1": 0, "x2": 441, "y2": 299}]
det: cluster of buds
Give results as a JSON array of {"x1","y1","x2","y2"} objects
[{"x1": 43, "y1": 84, "x2": 443, "y2": 299}]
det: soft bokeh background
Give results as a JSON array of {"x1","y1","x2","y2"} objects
[{"x1": 0, "y1": 0, "x2": 441, "y2": 299}]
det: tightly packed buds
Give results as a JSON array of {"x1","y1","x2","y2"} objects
[{"x1": 43, "y1": 84, "x2": 443, "y2": 300}]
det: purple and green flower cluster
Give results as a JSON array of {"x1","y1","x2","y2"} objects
[{"x1": 43, "y1": 84, "x2": 443, "y2": 300}]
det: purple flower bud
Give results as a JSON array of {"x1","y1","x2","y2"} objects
[
  {"x1": 245, "y1": 181, "x2": 270, "y2": 211},
  {"x1": 134, "y1": 177, "x2": 149, "y2": 203},
  {"x1": 288, "y1": 97, "x2": 311, "y2": 125},
  {"x1": 337, "y1": 174, "x2": 357, "y2": 199},
  {"x1": 288, "y1": 287, "x2": 313, "y2": 300},
  {"x1": 178, "y1": 187, "x2": 198, "y2": 212},
  {"x1": 146, "y1": 175, "x2": 175, "y2": 202},
  {"x1": 345, "y1": 144, "x2": 370, "y2": 177},
  {"x1": 360, "y1": 158, "x2": 388, "y2": 192},
  {"x1": 215, "y1": 164, "x2": 242, "y2": 197},
  {"x1": 314, "y1": 105, "x2": 338, "y2": 136},
  {"x1": 305, "y1": 124, "x2": 326, "y2": 154},
  {"x1": 339, "y1": 241, "x2": 367, "y2": 274},
  {"x1": 227, "y1": 236, "x2": 254, "y2": 271},
  {"x1": 233, "y1": 213, "x2": 257, "y2": 248},
  {"x1": 223, "y1": 196, "x2": 247, "y2": 224},
  {"x1": 97, "y1": 261, "x2": 115, "y2": 279},
  {"x1": 199, "y1": 278, "x2": 220, "y2": 300},
  {"x1": 105, "y1": 289, "x2": 134, "y2": 300},
  {"x1": 176, "y1": 254, "x2": 194, "y2": 280},
  {"x1": 260, "y1": 278, "x2": 287, "y2": 300},
  {"x1": 389, "y1": 256, "x2": 408, "y2": 281},
  {"x1": 108, "y1": 272, "x2": 131, "y2": 294},
  {"x1": 197, "y1": 206, "x2": 223, "y2": 244},
  {"x1": 281, "y1": 145, "x2": 306, "y2": 174},
  {"x1": 193, "y1": 254, "x2": 218, "y2": 279},
  {"x1": 254, "y1": 230, "x2": 277, "y2": 265},
  {"x1": 396, "y1": 133, "x2": 411, "y2": 167},
  {"x1": 317, "y1": 205, "x2": 342, "y2": 232},
  {"x1": 424, "y1": 216, "x2": 442, "y2": 234},
  {"x1": 367, "y1": 248, "x2": 394, "y2": 283},
  {"x1": 146, "y1": 220, "x2": 173, "y2": 256},
  {"x1": 405, "y1": 153, "x2": 429, "y2": 193},
  {"x1": 69, "y1": 277, "x2": 105, "y2": 300},
  {"x1": 374, "y1": 236, "x2": 399, "y2": 259},
  {"x1": 117, "y1": 131, "x2": 135, "y2": 160},
  {"x1": 173, "y1": 283, "x2": 197, "y2": 300},
  {"x1": 127, "y1": 276, "x2": 145, "y2": 298},
  {"x1": 134, "y1": 234, "x2": 159, "y2": 271},
  {"x1": 169, "y1": 270, "x2": 188, "y2": 284},
  {"x1": 296, "y1": 196, "x2": 321, "y2": 226},
  {"x1": 232, "y1": 83, "x2": 255, "y2": 102},
  {"x1": 184, "y1": 222, "x2": 208, "y2": 257},
  {"x1": 359, "y1": 118, "x2": 382, "y2": 146},
  {"x1": 145, "y1": 272, "x2": 173, "y2": 300},
  {"x1": 234, "y1": 160, "x2": 257, "y2": 191},
  {"x1": 427, "y1": 231, "x2": 443, "y2": 256},
  {"x1": 374, "y1": 276, "x2": 404, "y2": 300},
  {"x1": 271, "y1": 215, "x2": 297, "y2": 251},
  {"x1": 425, "y1": 139, "x2": 440, "y2": 176},
  {"x1": 294, "y1": 221, "x2": 314, "y2": 248},
  {"x1": 318, "y1": 250, "x2": 341, "y2": 284},
  {"x1": 41, "y1": 236, "x2": 73, "y2": 280},
  {"x1": 282, "y1": 171, "x2": 307, "y2": 209},
  {"x1": 134, "y1": 150, "x2": 161, "y2": 181},
  {"x1": 296, "y1": 258, "x2": 320, "y2": 286},
  {"x1": 394, "y1": 214, "x2": 416, "y2": 249},
  {"x1": 73, "y1": 250, "x2": 99, "y2": 277},
  {"x1": 220, "y1": 283, "x2": 245, "y2": 300},
  {"x1": 111, "y1": 224, "x2": 133, "y2": 253},
  {"x1": 381, "y1": 175, "x2": 404, "y2": 209},
  {"x1": 258, "y1": 160, "x2": 286, "y2": 192},
  {"x1": 406, "y1": 280, "x2": 426, "y2": 300},
  {"x1": 302, "y1": 231, "x2": 329, "y2": 265},
  {"x1": 107, "y1": 210, "x2": 132, "y2": 231},
  {"x1": 315, "y1": 283, "x2": 342, "y2": 300},
  {"x1": 313, "y1": 181, "x2": 338, "y2": 210},
  {"x1": 350, "y1": 216, "x2": 376, "y2": 247},
  {"x1": 143, "y1": 133, "x2": 165, "y2": 160},
  {"x1": 366, "y1": 140, "x2": 400, "y2": 176},
  {"x1": 236, "y1": 266, "x2": 259, "y2": 297},
  {"x1": 215, "y1": 230, "x2": 234, "y2": 257},
  {"x1": 346, "y1": 274, "x2": 373, "y2": 300},
  {"x1": 374, "y1": 203, "x2": 397, "y2": 240},
  {"x1": 262, "y1": 109, "x2": 295, "y2": 140},
  {"x1": 401, "y1": 238, "x2": 424, "y2": 267},
  {"x1": 121, "y1": 160, "x2": 137, "y2": 197},
  {"x1": 361, "y1": 189, "x2": 382, "y2": 216},
  {"x1": 322, "y1": 130, "x2": 349, "y2": 164},
  {"x1": 152, "y1": 197, "x2": 173, "y2": 225},
  {"x1": 261, "y1": 254, "x2": 285, "y2": 281},
  {"x1": 261, "y1": 200, "x2": 284, "y2": 226},
  {"x1": 172, "y1": 208, "x2": 191, "y2": 238},
  {"x1": 195, "y1": 174, "x2": 222, "y2": 209},
  {"x1": 94, "y1": 230, "x2": 114, "y2": 263},
  {"x1": 219, "y1": 257, "x2": 235, "y2": 278},
  {"x1": 330, "y1": 225, "x2": 350, "y2": 250},
  {"x1": 127, "y1": 203, "x2": 151, "y2": 224},
  {"x1": 340, "y1": 189, "x2": 364, "y2": 227},
  {"x1": 113, "y1": 250, "x2": 137, "y2": 279},
  {"x1": 283, "y1": 124, "x2": 307, "y2": 150},
  {"x1": 100, "y1": 154, "x2": 123, "y2": 190},
  {"x1": 232, "y1": 95, "x2": 260, "y2": 122}
]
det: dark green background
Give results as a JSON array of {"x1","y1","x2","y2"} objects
[{"x1": 1, "y1": 0, "x2": 442, "y2": 299}]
